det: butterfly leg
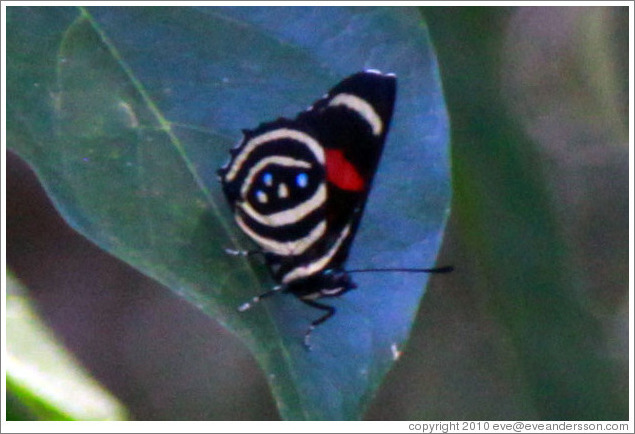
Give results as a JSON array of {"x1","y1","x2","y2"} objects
[
  {"x1": 300, "y1": 299, "x2": 336, "y2": 350},
  {"x1": 237, "y1": 284, "x2": 284, "y2": 312},
  {"x1": 224, "y1": 247, "x2": 264, "y2": 257}
]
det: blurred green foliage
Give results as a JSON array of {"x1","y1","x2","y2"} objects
[
  {"x1": 408, "y1": 6, "x2": 628, "y2": 420},
  {"x1": 5, "y1": 275, "x2": 128, "y2": 421}
]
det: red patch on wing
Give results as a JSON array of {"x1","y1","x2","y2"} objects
[{"x1": 325, "y1": 149, "x2": 365, "y2": 192}]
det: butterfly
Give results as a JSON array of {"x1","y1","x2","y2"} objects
[{"x1": 218, "y1": 71, "x2": 450, "y2": 348}]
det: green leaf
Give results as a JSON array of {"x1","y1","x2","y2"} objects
[
  {"x1": 6, "y1": 273, "x2": 128, "y2": 421},
  {"x1": 7, "y1": 7, "x2": 450, "y2": 420}
]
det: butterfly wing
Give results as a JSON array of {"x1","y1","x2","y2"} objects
[
  {"x1": 297, "y1": 71, "x2": 397, "y2": 269},
  {"x1": 218, "y1": 71, "x2": 396, "y2": 290}
]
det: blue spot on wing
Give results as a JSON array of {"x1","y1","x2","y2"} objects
[
  {"x1": 263, "y1": 172, "x2": 273, "y2": 186},
  {"x1": 296, "y1": 172, "x2": 309, "y2": 188}
]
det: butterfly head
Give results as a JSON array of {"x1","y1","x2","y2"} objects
[{"x1": 289, "y1": 268, "x2": 358, "y2": 299}]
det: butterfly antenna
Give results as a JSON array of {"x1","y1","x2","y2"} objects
[{"x1": 347, "y1": 265, "x2": 454, "y2": 274}]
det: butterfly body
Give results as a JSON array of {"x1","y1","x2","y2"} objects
[{"x1": 218, "y1": 71, "x2": 396, "y2": 345}]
